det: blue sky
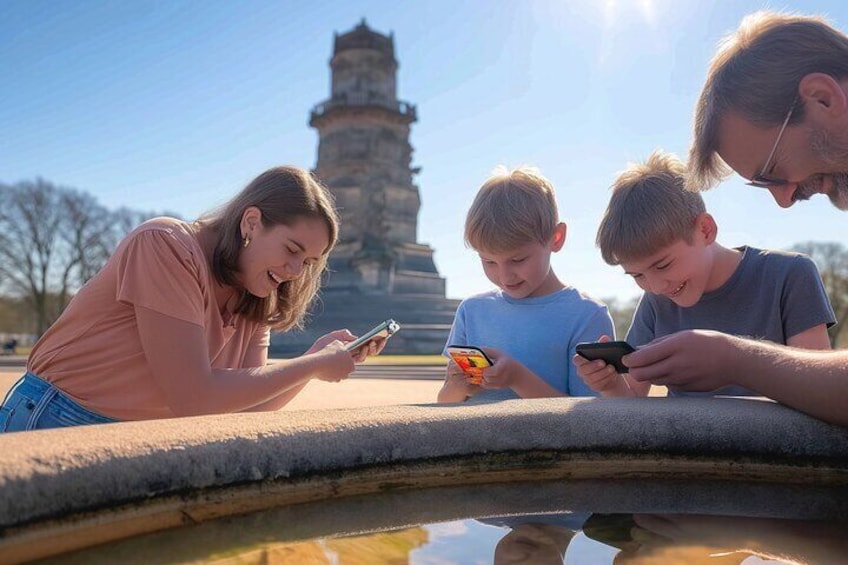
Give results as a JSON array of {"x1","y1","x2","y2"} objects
[{"x1": 2, "y1": 0, "x2": 846, "y2": 303}]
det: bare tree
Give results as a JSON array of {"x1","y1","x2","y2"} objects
[
  {"x1": 56, "y1": 189, "x2": 116, "y2": 308},
  {"x1": 791, "y1": 242, "x2": 848, "y2": 347},
  {"x1": 0, "y1": 180, "x2": 70, "y2": 334},
  {"x1": 0, "y1": 179, "x2": 169, "y2": 335}
]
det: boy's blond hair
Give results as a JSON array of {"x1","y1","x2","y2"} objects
[
  {"x1": 597, "y1": 151, "x2": 706, "y2": 266},
  {"x1": 465, "y1": 166, "x2": 559, "y2": 253}
]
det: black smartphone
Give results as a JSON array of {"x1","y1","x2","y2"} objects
[
  {"x1": 446, "y1": 345, "x2": 493, "y2": 385},
  {"x1": 344, "y1": 319, "x2": 400, "y2": 352},
  {"x1": 575, "y1": 341, "x2": 635, "y2": 373}
]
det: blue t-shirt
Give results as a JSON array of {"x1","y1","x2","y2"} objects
[
  {"x1": 444, "y1": 287, "x2": 614, "y2": 401},
  {"x1": 627, "y1": 246, "x2": 836, "y2": 397}
]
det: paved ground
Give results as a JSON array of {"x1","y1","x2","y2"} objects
[
  {"x1": 0, "y1": 367, "x2": 445, "y2": 411},
  {"x1": 0, "y1": 361, "x2": 664, "y2": 409}
]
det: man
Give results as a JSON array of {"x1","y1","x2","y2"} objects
[
  {"x1": 688, "y1": 11, "x2": 848, "y2": 209},
  {"x1": 622, "y1": 11, "x2": 848, "y2": 427}
]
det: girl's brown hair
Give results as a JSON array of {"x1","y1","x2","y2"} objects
[{"x1": 200, "y1": 166, "x2": 339, "y2": 331}]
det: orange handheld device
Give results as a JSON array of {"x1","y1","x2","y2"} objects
[{"x1": 446, "y1": 345, "x2": 493, "y2": 385}]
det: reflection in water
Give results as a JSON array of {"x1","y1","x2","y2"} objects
[
  {"x1": 479, "y1": 513, "x2": 587, "y2": 565},
  {"x1": 326, "y1": 528, "x2": 428, "y2": 564},
  {"x1": 198, "y1": 527, "x2": 428, "y2": 564},
  {"x1": 311, "y1": 515, "x2": 843, "y2": 565},
  {"x1": 49, "y1": 513, "x2": 848, "y2": 564},
  {"x1": 494, "y1": 523, "x2": 575, "y2": 564},
  {"x1": 218, "y1": 514, "x2": 844, "y2": 564},
  {"x1": 582, "y1": 513, "x2": 848, "y2": 565},
  {"x1": 46, "y1": 479, "x2": 848, "y2": 564}
]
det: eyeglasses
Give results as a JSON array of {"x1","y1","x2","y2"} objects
[{"x1": 746, "y1": 97, "x2": 798, "y2": 189}]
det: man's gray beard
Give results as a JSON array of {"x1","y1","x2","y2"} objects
[
  {"x1": 828, "y1": 174, "x2": 848, "y2": 210},
  {"x1": 808, "y1": 128, "x2": 848, "y2": 210}
]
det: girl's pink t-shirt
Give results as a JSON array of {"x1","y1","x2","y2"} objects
[{"x1": 27, "y1": 217, "x2": 270, "y2": 421}]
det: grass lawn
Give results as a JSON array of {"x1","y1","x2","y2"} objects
[
  {"x1": 362, "y1": 355, "x2": 447, "y2": 366},
  {"x1": 5, "y1": 347, "x2": 447, "y2": 366}
]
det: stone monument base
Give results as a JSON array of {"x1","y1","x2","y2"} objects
[{"x1": 270, "y1": 292, "x2": 460, "y2": 356}]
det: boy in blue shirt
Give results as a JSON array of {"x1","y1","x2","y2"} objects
[
  {"x1": 438, "y1": 166, "x2": 614, "y2": 403},
  {"x1": 575, "y1": 151, "x2": 834, "y2": 397}
]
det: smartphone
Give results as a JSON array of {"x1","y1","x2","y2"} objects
[
  {"x1": 344, "y1": 319, "x2": 400, "y2": 352},
  {"x1": 581, "y1": 513, "x2": 641, "y2": 552},
  {"x1": 446, "y1": 345, "x2": 493, "y2": 385},
  {"x1": 575, "y1": 341, "x2": 636, "y2": 373}
]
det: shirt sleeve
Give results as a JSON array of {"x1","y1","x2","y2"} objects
[
  {"x1": 115, "y1": 228, "x2": 206, "y2": 326},
  {"x1": 443, "y1": 301, "x2": 469, "y2": 358},
  {"x1": 567, "y1": 304, "x2": 615, "y2": 396},
  {"x1": 625, "y1": 294, "x2": 656, "y2": 347},
  {"x1": 251, "y1": 326, "x2": 272, "y2": 348},
  {"x1": 781, "y1": 255, "x2": 837, "y2": 338},
  {"x1": 243, "y1": 326, "x2": 271, "y2": 367}
]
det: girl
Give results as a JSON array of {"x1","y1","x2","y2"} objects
[{"x1": 0, "y1": 166, "x2": 380, "y2": 431}]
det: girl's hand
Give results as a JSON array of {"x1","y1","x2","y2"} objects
[
  {"x1": 312, "y1": 340, "x2": 355, "y2": 382},
  {"x1": 306, "y1": 329, "x2": 356, "y2": 355},
  {"x1": 350, "y1": 335, "x2": 389, "y2": 364}
]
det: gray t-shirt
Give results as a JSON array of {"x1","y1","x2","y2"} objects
[{"x1": 626, "y1": 246, "x2": 836, "y2": 397}]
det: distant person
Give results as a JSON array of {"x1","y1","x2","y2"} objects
[
  {"x1": 624, "y1": 11, "x2": 848, "y2": 426},
  {"x1": 2, "y1": 338, "x2": 17, "y2": 355},
  {"x1": 0, "y1": 166, "x2": 384, "y2": 433},
  {"x1": 438, "y1": 166, "x2": 614, "y2": 403},
  {"x1": 574, "y1": 151, "x2": 834, "y2": 397}
]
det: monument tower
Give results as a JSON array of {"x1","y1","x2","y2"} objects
[{"x1": 272, "y1": 20, "x2": 459, "y2": 355}]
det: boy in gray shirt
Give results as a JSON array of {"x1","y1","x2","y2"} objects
[{"x1": 575, "y1": 151, "x2": 835, "y2": 397}]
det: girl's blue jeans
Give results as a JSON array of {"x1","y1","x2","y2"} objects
[{"x1": 0, "y1": 372, "x2": 117, "y2": 433}]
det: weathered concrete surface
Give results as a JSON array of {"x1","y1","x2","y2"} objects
[{"x1": 2, "y1": 396, "x2": 848, "y2": 536}]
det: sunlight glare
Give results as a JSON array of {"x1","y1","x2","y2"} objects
[
  {"x1": 602, "y1": 0, "x2": 659, "y2": 30},
  {"x1": 640, "y1": 0, "x2": 658, "y2": 27},
  {"x1": 604, "y1": 0, "x2": 617, "y2": 30}
]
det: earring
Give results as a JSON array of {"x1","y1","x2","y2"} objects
[{"x1": 243, "y1": 235, "x2": 251, "y2": 248}]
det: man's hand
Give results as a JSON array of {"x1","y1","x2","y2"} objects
[{"x1": 625, "y1": 330, "x2": 736, "y2": 392}]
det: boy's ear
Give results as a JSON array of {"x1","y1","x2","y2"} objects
[
  {"x1": 798, "y1": 73, "x2": 848, "y2": 124},
  {"x1": 240, "y1": 206, "x2": 262, "y2": 239},
  {"x1": 550, "y1": 222, "x2": 567, "y2": 252},
  {"x1": 695, "y1": 213, "x2": 718, "y2": 245}
]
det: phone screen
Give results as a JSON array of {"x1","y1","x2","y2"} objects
[
  {"x1": 447, "y1": 346, "x2": 492, "y2": 385},
  {"x1": 344, "y1": 319, "x2": 400, "y2": 352},
  {"x1": 575, "y1": 341, "x2": 635, "y2": 373}
]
